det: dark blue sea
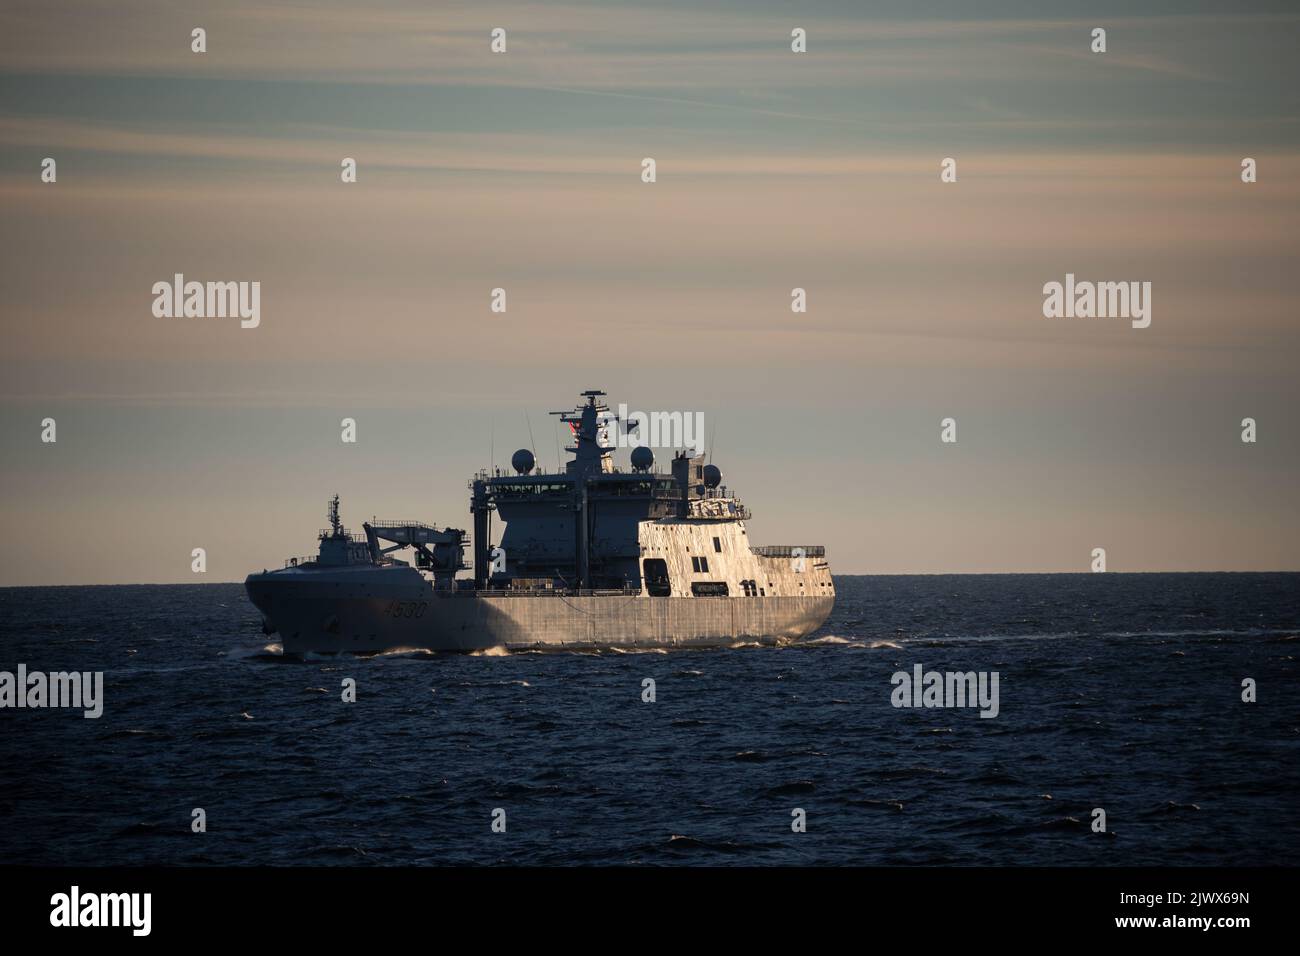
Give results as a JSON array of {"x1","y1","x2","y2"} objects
[{"x1": 2, "y1": 574, "x2": 1298, "y2": 866}]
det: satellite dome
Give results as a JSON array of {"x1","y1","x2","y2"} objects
[
  {"x1": 630, "y1": 446, "x2": 655, "y2": 472},
  {"x1": 702, "y1": 464, "x2": 722, "y2": 488},
  {"x1": 511, "y1": 448, "x2": 536, "y2": 475}
]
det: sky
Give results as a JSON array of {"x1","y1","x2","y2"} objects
[{"x1": 1, "y1": 0, "x2": 1298, "y2": 584}]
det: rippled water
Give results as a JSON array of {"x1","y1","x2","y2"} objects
[{"x1": 2, "y1": 574, "x2": 1298, "y2": 865}]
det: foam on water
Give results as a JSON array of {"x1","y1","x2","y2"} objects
[
  {"x1": 368, "y1": 646, "x2": 437, "y2": 659},
  {"x1": 224, "y1": 642, "x2": 282, "y2": 660}
]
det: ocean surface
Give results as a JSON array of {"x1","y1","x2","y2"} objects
[{"x1": 2, "y1": 573, "x2": 1298, "y2": 866}]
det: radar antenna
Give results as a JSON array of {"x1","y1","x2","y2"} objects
[{"x1": 327, "y1": 494, "x2": 343, "y2": 537}]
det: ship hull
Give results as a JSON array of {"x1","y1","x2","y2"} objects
[{"x1": 245, "y1": 566, "x2": 833, "y2": 654}]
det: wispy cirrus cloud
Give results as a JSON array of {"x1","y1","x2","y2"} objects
[{"x1": 1, "y1": 0, "x2": 1282, "y2": 89}]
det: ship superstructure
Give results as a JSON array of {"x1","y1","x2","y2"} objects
[{"x1": 245, "y1": 390, "x2": 834, "y2": 653}]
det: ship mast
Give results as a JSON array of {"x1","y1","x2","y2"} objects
[
  {"x1": 546, "y1": 390, "x2": 622, "y2": 588},
  {"x1": 327, "y1": 494, "x2": 343, "y2": 538},
  {"x1": 550, "y1": 389, "x2": 617, "y2": 477}
]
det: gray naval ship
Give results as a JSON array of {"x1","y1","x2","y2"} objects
[{"x1": 245, "y1": 390, "x2": 834, "y2": 653}]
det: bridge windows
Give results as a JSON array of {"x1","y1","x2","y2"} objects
[{"x1": 691, "y1": 555, "x2": 710, "y2": 573}]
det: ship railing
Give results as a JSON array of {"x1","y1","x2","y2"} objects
[
  {"x1": 687, "y1": 498, "x2": 752, "y2": 520},
  {"x1": 750, "y1": 545, "x2": 826, "y2": 558},
  {"x1": 367, "y1": 519, "x2": 439, "y2": 530},
  {"x1": 450, "y1": 586, "x2": 642, "y2": 598},
  {"x1": 691, "y1": 509, "x2": 753, "y2": 521},
  {"x1": 318, "y1": 528, "x2": 369, "y2": 542},
  {"x1": 283, "y1": 555, "x2": 319, "y2": 568}
]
